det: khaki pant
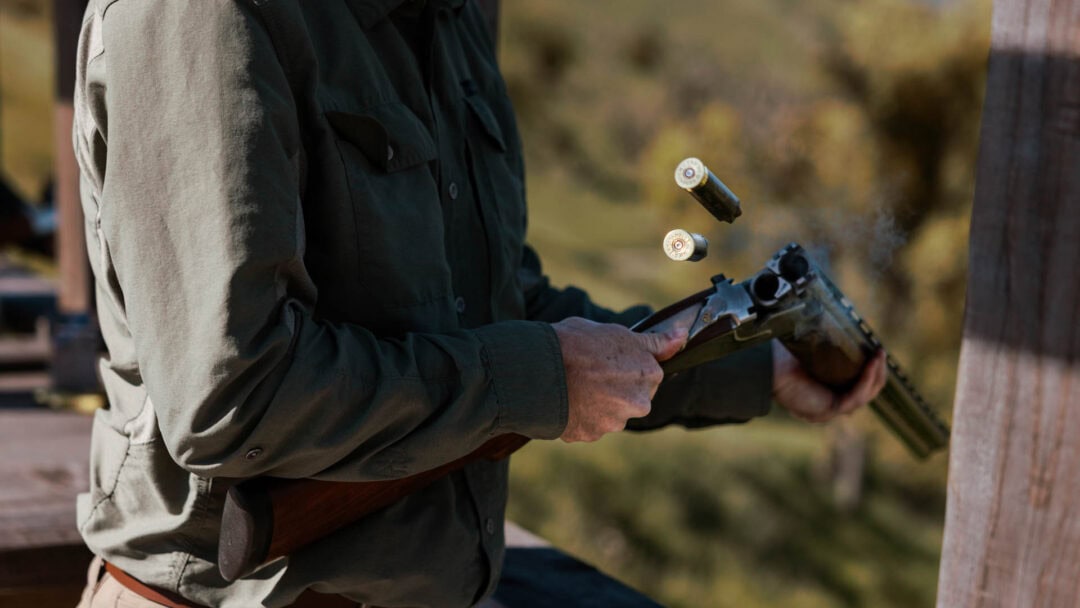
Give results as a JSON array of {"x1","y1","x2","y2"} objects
[
  {"x1": 76, "y1": 557, "x2": 366, "y2": 607},
  {"x1": 77, "y1": 557, "x2": 168, "y2": 608}
]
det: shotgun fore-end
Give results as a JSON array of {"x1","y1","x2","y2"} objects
[
  {"x1": 765, "y1": 244, "x2": 950, "y2": 458},
  {"x1": 638, "y1": 243, "x2": 950, "y2": 458}
]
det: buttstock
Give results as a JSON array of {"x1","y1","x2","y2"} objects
[{"x1": 218, "y1": 433, "x2": 530, "y2": 581}]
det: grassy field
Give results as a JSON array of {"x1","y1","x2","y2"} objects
[{"x1": 0, "y1": 0, "x2": 989, "y2": 606}]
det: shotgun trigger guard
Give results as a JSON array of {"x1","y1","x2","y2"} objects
[{"x1": 688, "y1": 275, "x2": 757, "y2": 341}]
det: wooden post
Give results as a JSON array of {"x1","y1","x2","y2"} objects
[
  {"x1": 53, "y1": 0, "x2": 88, "y2": 318},
  {"x1": 51, "y1": 0, "x2": 98, "y2": 393},
  {"x1": 935, "y1": 0, "x2": 1080, "y2": 605}
]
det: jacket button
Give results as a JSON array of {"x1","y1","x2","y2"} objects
[
  {"x1": 245, "y1": 448, "x2": 263, "y2": 460},
  {"x1": 485, "y1": 518, "x2": 496, "y2": 535},
  {"x1": 455, "y1": 296, "x2": 466, "y2": 313},
  {"x1": 448, "y1": 182, "x2": 459, "y2": 200}
]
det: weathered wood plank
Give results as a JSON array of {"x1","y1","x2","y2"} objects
[
  {"x1": 0, "y1": 371, "x2": 50, "y2": 395},
  {"x1": 0, "y1": 335, "x2": 50, "y2": 367},
  {"x1": 0, "y1": 410, "x2": 90, "y2": 572},
  {"x1": 935, "y1": 0, "x2": 1080, "y2": 605},
  {"x1": 0, "y1": 276, "x2": 56, "y2": 298}
]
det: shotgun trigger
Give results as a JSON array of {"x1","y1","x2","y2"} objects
[{"x1": 688, "y1": 278, "x2": 757, "y2": 341}]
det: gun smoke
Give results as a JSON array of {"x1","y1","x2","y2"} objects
[{"x1": 801, "y1": 197, "x2": 908, "y2": 313}]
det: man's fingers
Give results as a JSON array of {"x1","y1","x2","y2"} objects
[
  {"x1": 557, "y1": 319, "x2": 679, "y2": 444},
  {"x1": 836, "y1": 350, "x2": 887, "y2": 415},
  {"x1": 642, "y1": 303, "x2": 701, "y2": 338},
  {"x1": 637, "y1": 327, "x2": 689, "y2": 362},
  {"x1": 873, "y1": 351, "x2": 888, "y2": 394},
  {"x1": 863, "y1": 350, "x2": 888, "y2": 401},
  {"x1": 774, "y1": 348, "x2": 888, "y2": 423}
]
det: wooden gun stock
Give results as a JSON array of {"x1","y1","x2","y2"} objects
[{"x1": 218, "y1": 433, "x2": 529, "y2": 581}]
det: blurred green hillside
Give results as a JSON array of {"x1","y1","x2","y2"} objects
[
  {"x1": 0, "y1": 0, "x2": 53, "y2": 202},
  {"x1": 499, "y1": 0, "x2": 988, "y2": 606},
  {"x1": 0, "y1": 0, "x2": 989, "y2": 606}
]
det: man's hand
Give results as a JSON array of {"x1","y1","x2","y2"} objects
[
  {"x1": 553, "y1": 317, "x2": 688, "y2": 442},
  {"x1": 772, "y1": 339, "x2": 888, "y2": 423}
]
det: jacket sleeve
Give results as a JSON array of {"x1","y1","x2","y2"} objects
[
  {"x1": 517, "y1": 240, "x2": 773, "y2": 425},
  {"x1": 87, "y1": 1, "x2": 567, "y2": 482},
  {"x1": 518, "y1": 245, "x2": 654, "y2": 325}
]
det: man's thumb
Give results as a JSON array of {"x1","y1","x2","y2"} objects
[{"x1": 637, "y1": 328, "x2": 688, "y2": 362}]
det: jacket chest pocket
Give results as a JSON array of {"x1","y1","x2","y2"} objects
[
  {"x1": 463, "y1": 94, "x2": 527, "y2": 320},
  {"x1": 326, "y1": 102, "x2": 455, "y2": 332}
]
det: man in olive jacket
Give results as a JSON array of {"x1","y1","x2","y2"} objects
[{"x1": 72, "y1": 1, "x2": 885, "y2": 606}]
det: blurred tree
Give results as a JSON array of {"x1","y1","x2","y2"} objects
[
  {"x1": 505, "y1": 0, "x2": 989, "y2": 606},
  {"x1": 0, "y1": 0, "x2": 53, "y2": 201}
]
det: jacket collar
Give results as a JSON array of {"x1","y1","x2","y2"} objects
[{"x1": 347, "y1": 0, "x2": 467, "y2": 29}]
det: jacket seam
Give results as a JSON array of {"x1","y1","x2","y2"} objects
[
  {"x1": 98, "y1": 0, "x2": 126, "y2": 19},
  {"x1": 77, "y1": 439, "x2": 132, "y2": 530},
  {"x1": 173, "y1": 474, "x2": 215, "y2": 593},
  {"x1": 480, "y1": 345, "x2": 502, "y2": 435},
  {"x1": 328, "y1": 134, "x2": 375, "y2": 304}
]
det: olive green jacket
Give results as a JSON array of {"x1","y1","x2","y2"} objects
[{"x1": 72, "y1": 0, "x2": 772, "y2": 606}]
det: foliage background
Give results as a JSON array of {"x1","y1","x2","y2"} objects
[
  {"x1": 495, "y1": 0, "x2": 988, "y2": 606},
  {"x1": 0, "y1": 0, "x2": 989, "y2": 605}
]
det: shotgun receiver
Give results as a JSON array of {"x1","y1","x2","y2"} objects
[{"x1": 217, "y1": 241, "x2": 950, "y2": 581}]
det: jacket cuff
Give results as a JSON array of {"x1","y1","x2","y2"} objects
[{"x1": 476, "y1": 321, "x2": 568, "y2": 440}]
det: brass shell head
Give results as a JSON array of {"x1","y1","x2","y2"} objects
[{"x1": 663, "y1": 229, "x2": 708, "y2": 262}]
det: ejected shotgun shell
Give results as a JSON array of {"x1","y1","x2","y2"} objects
[
  {"x1": 674, "y1": 157, "x2": 742, "y2": 223},
  {"x1": 663, "y1": 229, "x2": 709, "y2": 262}
]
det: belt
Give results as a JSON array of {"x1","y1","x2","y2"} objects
[{"x1": 104, "y1": 562, "x2": 358, "y2": 607}]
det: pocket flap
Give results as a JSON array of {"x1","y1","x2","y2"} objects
[
  {"x1": 326, "y1": 103, "x2": 437, "y2": 172},
  {"x1": 464, "y1": 95, "x2": 508, "y2": 152}
]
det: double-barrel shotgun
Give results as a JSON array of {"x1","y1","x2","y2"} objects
[{"x1": 216, "y1": 161, "x2": 950, "y2": 582}]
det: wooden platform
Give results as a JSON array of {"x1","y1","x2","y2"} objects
[
  {"x1": 0, "y1": 408, "x2": 658, "y2": 607},
  {"x1": 0, "y1": 408, "x2": 92, "y2": 606}
]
